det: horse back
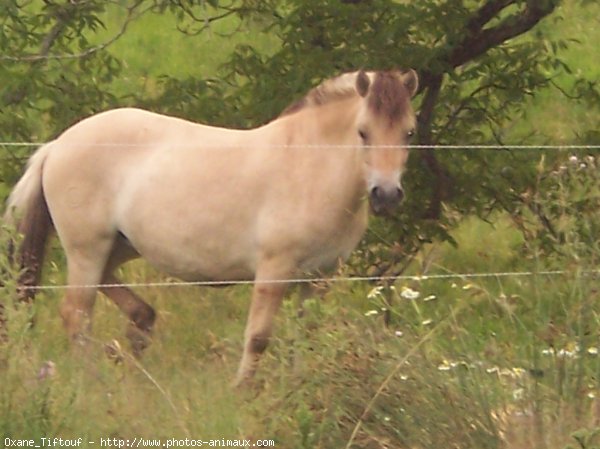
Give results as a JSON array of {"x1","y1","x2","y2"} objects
[{"x1": 40, "y1": 107, "x2": 369, "y2": 279}]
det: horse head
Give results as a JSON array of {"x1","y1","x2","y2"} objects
[{"x1": 354, "y1": 69, "x2": 419, "y2": 215}]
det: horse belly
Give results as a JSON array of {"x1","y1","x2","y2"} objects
[
  {"x1": 112, "y1": 142, "x2": 270, "y2": 281},
  {"x1": 117, "y1": 195, "x2": 259, "y2": 282},
  {"x1": 125, "y1": 211, "x2": 256, "y2": 281}
]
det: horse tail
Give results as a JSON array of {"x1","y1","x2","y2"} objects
[{"x1": 4, "y1": 142, "x2": 54, "y2": 300}]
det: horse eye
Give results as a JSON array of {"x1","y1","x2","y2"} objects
[{"x1": 358, "y1": 129, "x2": 368, "y2": 141}]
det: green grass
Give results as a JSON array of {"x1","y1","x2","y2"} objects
[
  {"x1": 93, "y1": 4, "x2": 279, "y2": 96},
  {"x1": 504, "y1": 0, "x2": 600, "y2": 144},
  {"x1": 2, "y1": 246, "x2": 599, "y2": 448}
]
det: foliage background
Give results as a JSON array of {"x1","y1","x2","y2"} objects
[{"x1": 1, "y1": 1, "x2": 599, "y2": 448}]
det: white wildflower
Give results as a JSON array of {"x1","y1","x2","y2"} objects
[
  {"x1": 367, "y1": 286, "x2": 384, "y2": 299},
  {"x1": 512, "y1": 368, "x2": 527, "y2": 378},
  {"x1": 400, "y1": 286, "x2": 420, "y2": 300},
  {"x1": 512, "y1": 388, "x2": 524, "y2": 400},
  {"x1": 437, "y1": 360, "x2": 452, "y2": 371},
  {"x1": 37, "y1": 361, "x2": 56, "y2": 381}
]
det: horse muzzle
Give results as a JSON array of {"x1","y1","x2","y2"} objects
[{"x1": 369, "y1": 185, "x2": 404, "y2": 216}]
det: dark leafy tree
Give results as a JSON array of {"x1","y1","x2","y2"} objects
[
  {"x1": 0, "y1": 0, "x2": 143, "y2": 196},
  {"x1": 158, "y1": 0, "x2": 596, "y2": 278}
]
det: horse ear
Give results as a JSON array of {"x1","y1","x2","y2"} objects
[
  {"x1": 400, "y1": 69, "x2": 419, "y2": 98},
  {"x1": 356, "y1": 70, "x2": 370, "y2": 97}
]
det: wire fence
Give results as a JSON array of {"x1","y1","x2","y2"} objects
[
  {"x1": 1, "y1": 142, "x2": 598, "y2": 164},
  {"x1": 1, "y1": 142, "x2": 600, "y2": 149},
  {"x1": 14, "y1": 269, "x2": 600, "y2": 292},
  {"x1": 1, "y1": 141, "x2": 598, "y2": 291}
]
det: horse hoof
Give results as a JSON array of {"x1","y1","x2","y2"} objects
[{"x1": 126, "y1": 325, "x2": 152, "y2": 358}]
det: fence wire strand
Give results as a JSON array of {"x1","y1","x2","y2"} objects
[
  {"x1": 1, "y1": 143, "x2": 598, "y2": 163},
  {"x1": 15, "y1": 269, "x2": 600, "y2": 291},
  {"x1": 1, "y1": 141, "x2": 598, "y2": 291},
  {"x1": 1, "y1": 142, "x2": 600, "y2": 149}
]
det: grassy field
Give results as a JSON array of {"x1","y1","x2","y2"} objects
[
  {"x1": 2, "y1": 220, "x2": 599, "y2": 448},
  {"x1": 2, "y1": 1, "x2": 600, "y2": 448}
]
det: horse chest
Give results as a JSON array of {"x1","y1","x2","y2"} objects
[{"x1": 297, "y1": 208, "x2": 368, "y2": 272}]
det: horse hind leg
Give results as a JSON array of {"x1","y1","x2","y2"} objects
[
  {"x1": 100, "y1": 272, "x2": 156, "y2": 357},
  {"x1": 60, "y1": 241, "x2": 114, "y2": 345},
  {"x1": 96, "y1": 237, "x2": 155, "y2": 356}
]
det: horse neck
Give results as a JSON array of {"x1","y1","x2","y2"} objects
[
  {"x1": 265, "y1": 98, "x2": 368, "y2": 212},
  {"x1": 270, "y1": 96, "x2": 362, "y2": 146}
]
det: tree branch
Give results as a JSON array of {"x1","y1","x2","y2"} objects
[
  {"x1": 418, "y1": 74, "x2": 443, "y2": 145},
  {"x1": 417, "y1": 0, "x2": 558, "y2": 91},
  {"x1": 1, "y1": 0, "x2": 149, "y2": 62},
  {"x1": 39, "y1": 18, "x2": 68, "y2": 58},
  {"x1": 466, "y1": 0, "x2": 516, "y2": 33},
  {"x1": 412, "y1": 0, "x2": 559, "y2": 220},
  {"x1": 438, "y1": 82, "x2": 504, "y2": 136},
  {"x1": 416, "y1": 74, "x2": 450, "y2": 220},
  {"x1": 176, "y1": 9, "x2": 237, "y2": 36},
  {"x1": 446, "y1": 0, "x2": 559, "y2": 68}
]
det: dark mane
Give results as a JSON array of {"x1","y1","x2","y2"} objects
[
  {"x1": 279, "y1": 72, "x2": 359, "y2": 117},
  {"x1": 280, "y1": 70, "x2": 411, "y2": 122}
]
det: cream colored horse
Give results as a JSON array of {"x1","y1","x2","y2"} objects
[{"x1": 6, "y1": 69, "x2": 418, "y2": 385}]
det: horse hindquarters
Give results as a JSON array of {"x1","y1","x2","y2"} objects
[
  {"x1": 41, "y1": 141, "x2": 159, "y2": 350},
  {"x1": 37, "y1": 141, "x2": 122, "y2": 342},
  {"x1": 3, "y1": 141, "x2": 110, "y2": 341}
]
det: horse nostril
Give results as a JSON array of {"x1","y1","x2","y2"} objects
[
  {"x1": 371, "y1": 186, "x2": 403, "y2": 203},
  {"x1": 396, "y1": 187, "x2": 405, "y2": 202},
  {"x1": 371, "y1": 186, "x2": 382, "y2": 200},
  {"x1": 369, "y1": 185, "x2": 403, "y2": 215}
]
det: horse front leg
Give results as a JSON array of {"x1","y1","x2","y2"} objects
[{"x1": 235, "y1": 263, "x2": 291, "y2": 386}]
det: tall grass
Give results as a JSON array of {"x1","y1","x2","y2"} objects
[{"x1": 1, "y1": 219, "x2": 598, "y2": 448}]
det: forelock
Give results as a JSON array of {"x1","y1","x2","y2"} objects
[{"x1": 367, "y1": 71, "x2": 411, "y2": 125}]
